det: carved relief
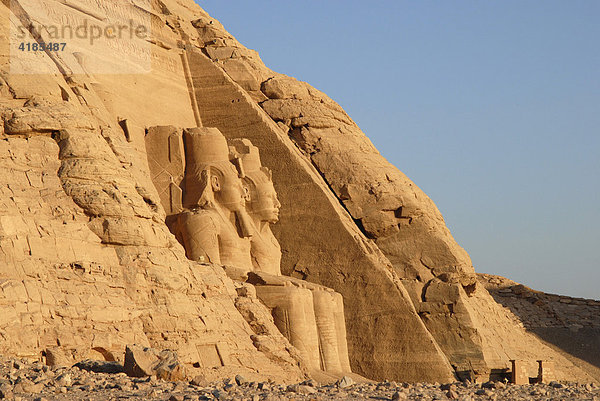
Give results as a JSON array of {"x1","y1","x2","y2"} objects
[{"x1": 145, "y1": 126, "x2": 184, "y2": 215}]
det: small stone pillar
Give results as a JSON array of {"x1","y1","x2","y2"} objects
[
  {"x1": 537, "y1": 360, "x2": 555, "y2": 384},
  {"x1": 510, "y1": 360, "x2": 529, "y2": 385}
]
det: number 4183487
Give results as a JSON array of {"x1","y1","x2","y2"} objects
[{"x1": 18, "y1": 42, "x2": 66, "y2": 51}]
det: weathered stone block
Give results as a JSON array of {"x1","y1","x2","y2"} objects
[
  {"x1": 537, "y1": 360, "x2": 555, "y2": 384},
  {"x1": 510, "y1": 360, "x2": 529, "y2": 385}
]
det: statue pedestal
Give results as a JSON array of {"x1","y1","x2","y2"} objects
[{"x1": 247, "y1": 271, "x2": 351, "y2": 374}]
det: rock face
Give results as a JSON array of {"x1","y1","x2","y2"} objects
[
  {"x1": 0, "y1": 0, "x2": 304, "y2": 384},
  {"x1": 0, "y1": 0, "x2": 597, "y2": 385},
  {"x1": 0, "y1": 100, "x2": 304, "y2": 382}
]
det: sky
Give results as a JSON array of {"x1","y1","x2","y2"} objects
[{"x1": 197, "y1": 1, "x2": 600, "y2": 299}]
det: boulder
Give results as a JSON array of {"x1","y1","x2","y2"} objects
[{"x1": 124, "y1": 345, "x2": 186, "y2": 381}]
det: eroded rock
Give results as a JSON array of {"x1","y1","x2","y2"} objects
[{"x1": 124, "y1": 345, "x2": 186, "y2": 381}]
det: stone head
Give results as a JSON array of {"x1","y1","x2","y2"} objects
[
  {"x1": 245, "y1": 168, "x2": 280, "y2": 223},
  {"x1": 229, "y1": 139, "x2": 281, "y2": 224},
  {"x1": 182, "y1": 128, "x2": 246, "y2": 212}
]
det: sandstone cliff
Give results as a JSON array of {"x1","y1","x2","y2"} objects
[{"x1": 0, "y1": 0, "x2": 597, "y2": 384}]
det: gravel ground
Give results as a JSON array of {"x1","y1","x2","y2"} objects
[{"x1": 0, "y1": 357, "x2": 598, "y2": 401}]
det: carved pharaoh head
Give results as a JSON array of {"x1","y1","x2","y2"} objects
[
  {"x1": 182, "y1": 128, "x2": 247, "y2": 213},
  {"x1": 230, "y1": 139, "x2": 281, "y2": 224}
]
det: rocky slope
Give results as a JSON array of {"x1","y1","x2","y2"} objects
[{"x1": 479, "y1": 274, "x2": 600, "y2": 378}]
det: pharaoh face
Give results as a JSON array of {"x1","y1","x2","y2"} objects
[
  {"x1": 211, "y1": 162, "x2": 246, "y2": 212},
  {"x1": 246, "y1": 171, "x2": 281, "y2": 223}
]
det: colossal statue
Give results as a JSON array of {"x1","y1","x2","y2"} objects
[
  {"x1": 230, "y1": 138, "x2": 351, "y2": 374},
  {"x1": 146, "y1": 126, "x2": 351, "y2": 375},
  {"x1": 228, "y1": 139, "x2": 282, "y2": 276},
  {"x1": 168, "y1": 127, "x2": 253, "y2": 271}
]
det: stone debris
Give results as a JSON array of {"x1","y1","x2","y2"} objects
[
  {"x1": 0, "y1": 356, "x2": 597, "y2": 401},
  {"x1": 73, "y1": 360, "x2": 123, "y2": 374},
  {"x1": 234, "y1": 375, "x2": 247, "y2": 386},
  {"x1": 124, "y1": 345, "x2": 186, "y2": 381},
  {"x1": 335, "y1": 375, "x2": 355, "y2": 388}
]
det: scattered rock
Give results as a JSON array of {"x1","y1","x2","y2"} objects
[
  {"x1": 211, "y1": 389, "x2": 226, "y2": 400},
  {"x1": 0, "y1": 355, "x2": 596, "y2": 401},
  {"x1": 0, "y1": 384, "x2": 13, "y2": 399},
  {"x1": 124, "y1": 345, "x2": 186, "y2": 381},
  {"x1": 54, "y1": 373, "x2": 72, "y2": 387},
  {"x1": 13, "y1": 378, "x2": 43, "y2": 394},
  {"x1": 392, "y1": 390, "x2": 408, "y2": 400},
  {"x1": 301, "y1": 379, "x2": 317, "y2": 387},
  {"x1": 336, "y1": 375, "x2": 355, "y2": 388},
  {"x1": 286, "y1": 384, "x2": 317, "y2": 394},
  {"x1": 190, "y1": 375, "x2": 208, "y2": 387},
  {"x1": 153, "y1": 351, "x2": 186, "y2": 381},
  {"x1": 124, "y1": 345, "x2": 157, "y2": 377},
  {"x1": 74, "y1": 359, "x2": 124, "y2": 374},
  {"x1": 257, "y1": 382, "x2": 270, "y2": 390},
  {"x1": 234, "y1": 374, "x2": 248, "y2": 386}
]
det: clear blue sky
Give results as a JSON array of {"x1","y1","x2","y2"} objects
[{"x1": 198, "y1": 1, "x2": 599, "y2": 299}]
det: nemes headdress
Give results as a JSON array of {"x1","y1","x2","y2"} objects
[
  {"x1": 184, "y1": 127, "x2": 230, "y2": 165},
  {"x1": 181, "y1": 128, "x2": 253, "y2": 238},
  {"x1": 183, "y1": 127, "x2": 232, "y2": 209},
  {"x1": 229, "y1": 138, "x2": 272, "y2": 181}
]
